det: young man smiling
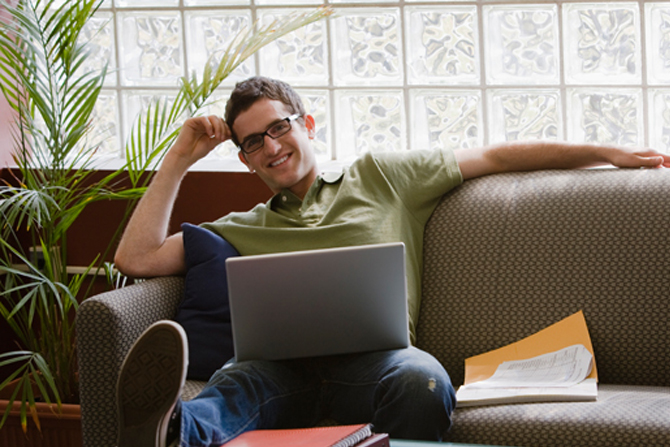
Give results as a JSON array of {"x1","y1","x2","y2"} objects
[
  {"x1": 232, "y1": 99, "x2": 319, "y2": 199},
  {"x1": 114, "y1": 76, "x2": 670, "y2": 447}
]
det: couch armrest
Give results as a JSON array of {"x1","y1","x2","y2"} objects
[{"x1": 76, "y1": 276, "x2": 184, "y2": 447}]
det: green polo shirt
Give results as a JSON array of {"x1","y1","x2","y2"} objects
[{"x1": 202, "y1": 149, "x2": 462, "y2": 343}]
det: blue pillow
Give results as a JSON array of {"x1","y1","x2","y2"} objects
[{"x1": 174, "y1": 223, "x2": 238, "y2": 380}]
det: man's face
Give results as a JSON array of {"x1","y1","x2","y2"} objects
[{"x1": 234, "y1": 98, "x2": 319, "y2": 199}]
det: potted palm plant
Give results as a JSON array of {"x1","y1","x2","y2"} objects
[{"x1": 0, "y1": 0, "x2": 333, "y2": 443}]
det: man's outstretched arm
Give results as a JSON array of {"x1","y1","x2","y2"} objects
[
  {"x1": 455, "y1": 141, "x2": 670, "y2": 181},
  {"x1": 114, "y1": 115, "x2": 230, "y2": 278}
]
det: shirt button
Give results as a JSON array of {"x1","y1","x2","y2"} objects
[{"x1": 282, "y1": 195, "x2": 287, "y2": 202}]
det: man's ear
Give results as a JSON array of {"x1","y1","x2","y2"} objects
[
  {"x1": 304, "y1": 114, "x2": 316, "y2": 140},
  {"x1": 238, "y1": 151, "x2": 254, "y2": 173}
]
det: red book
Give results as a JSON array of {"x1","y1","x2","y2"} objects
[{"x1": 220, "y1": 423, "x2": 387, "y2": 447}]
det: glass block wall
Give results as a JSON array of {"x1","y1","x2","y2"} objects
[{"x1": 85, "y1": 1, "x2": 670, "y2": 169}]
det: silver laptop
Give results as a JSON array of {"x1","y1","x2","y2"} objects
[{"x1": 225, "y1": 242, "x2": 410, "y2": 362}]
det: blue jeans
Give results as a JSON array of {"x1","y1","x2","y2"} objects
[{"x1": 179, "y1": 347, "x2": 456, "y2": 447}]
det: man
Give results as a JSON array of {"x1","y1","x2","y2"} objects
[{"x1": 114, "y1": 76, "x2": 669, "y2": 447}]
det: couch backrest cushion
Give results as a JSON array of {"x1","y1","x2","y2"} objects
[{"x1": 417, "y1": 169, "x2": 670, "y2": 388}]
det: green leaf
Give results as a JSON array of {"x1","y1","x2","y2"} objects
[
  {"x1": 0, "y1": 352, "x2": 34, "y2": 372},
  {"x1": 0, "y1": 369, "x2": 23, "y2": 430},
  {"x1": 31, "y1": 353, "x2": 60, "y2": 406}
]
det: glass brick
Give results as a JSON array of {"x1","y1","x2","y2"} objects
[
  {"x1": 258, "y1": 11, "x2": 329, "y2": 86},
  {"x1": 331, "y1": 0, "x2": 397, "y2": 4},
  {"x1": 121, "y1": 90, "x2": 183, "y2": 153},
  {"x1": 296, "y1": 90, "x2": 331, "y2": 161},
  {"x1": 256, "y1": 0, "x2": 319, "y2": 5},
  {"x1": 405, "y1": 0, "x2": 461, "y2": 3},
  {"x1": 117, "y1": 11, "x2": 184, "y2": 87},
  {"x1": 648, "y1": 89, "x2": 670, "y2": 153},
  {"x1": 566, "y1": 88, "x2": 642, "y2": 146},
  {"x1": 80, "y1": 12, "x2": 116, "y2": 87},
  {"x1": 488, "y1": 89, "x2": 562, "y2": 142},
  {"x1": 90, "y1": 90, "x2": 121, "y2": 159},
  {"x1": 330, "y1": 8, "x2": 403, "y2": 87},
  {"x1": 42, "y1": 0, "x2": 67, "y2": 7},
  {"x1": 185, "y1": 0, "x2": 249, "y2": 5},
  {"x1": 563, "y1": 3, "x2": 641, "y2": 85},
  {"x1": 115, "y1": 0, "x2": 178, "y2": 7},
  {"x1": 405, "y1": 6, "x2": 479, "y2": 86},
  {"x1": 82, "y1": 0, "x2": 666, "y2": 165},
  {"x1": 484, "y1": 5, "x2": 559, "y2": 85},
  {"x1": 410, "y1": 90, "x2": 482, "y2": 151},
  {"x1": 198, "y1": 92, "x2": 228, "y2": 121},
  {"x1": 184, "y1": 11, "x2": 254, "y2": 87},
  {"x1": 334, "y1": 90, "x2": 405, "y2": 161},
  {"x1": 645, "y1": 3, "x2": 670, "y2": 85}
]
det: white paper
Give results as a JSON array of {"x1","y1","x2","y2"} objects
[
  {"x1": 463, "y1": 344, "x2": 593, "y2": 389},
  {"x1": 456, "y1": 378, "x2": 598, "y2": 407}
]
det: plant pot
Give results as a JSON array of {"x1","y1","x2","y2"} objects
[{"x1": 0, "y1": 399, "x2": 82, "y2": 447}]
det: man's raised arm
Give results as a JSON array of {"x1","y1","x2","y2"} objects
[
  {"x1": 455, "y1": 141, "x2": 670, "y2": 181},
  {"x1": 114, "y1": 115, "x2": 230, "y2": 278}
]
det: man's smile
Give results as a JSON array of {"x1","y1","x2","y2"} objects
[{"x1": 269, "y1": 154, "x2": 291, "y2": 168}]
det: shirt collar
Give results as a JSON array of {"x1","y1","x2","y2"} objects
[
  {"x1": 321, "y1": 171, "x2": 344, "y2": 184},
  {"x1": 269, "y1": 170, "x2": 345, "y2": 209}
]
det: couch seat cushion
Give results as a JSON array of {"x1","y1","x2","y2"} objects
[{"x1": 447, "y1": 384, "x2": 670, "y2": 447}]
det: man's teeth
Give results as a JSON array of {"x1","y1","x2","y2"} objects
[{"x1": 271, "y1": 155, "x2": 289, "y2": 167}]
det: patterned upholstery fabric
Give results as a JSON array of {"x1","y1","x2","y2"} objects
[
  {"x1": 182, "y1": 380, "x2": 208, "y2": 402},
  {"x1": 77, "y1": 276, "x2": 186, "y2": 447},
  {"x1": 77, "y1": 169, "x2": 670, "y2": 447},
  {"x1": 448, "y1": 385, "x2": 670, "y2": 446},
  {"x1": 417, "y1": 169, "x2": 670, "y2": 446}
]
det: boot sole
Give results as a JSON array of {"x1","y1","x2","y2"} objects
[{"x1": 117, "y1": 321, "x2": 188, "y2": 447}]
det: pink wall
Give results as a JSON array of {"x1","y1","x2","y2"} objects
[
  {"x1": 0, "y1": 1, "x2": 17, "y2": 168},
  {"x1": 0, "y1": 94, "x2": 15, "y2": 168}
]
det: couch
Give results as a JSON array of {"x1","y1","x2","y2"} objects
[{"x1": 76, "y1": 168, "x2": 670, "y2": 447}]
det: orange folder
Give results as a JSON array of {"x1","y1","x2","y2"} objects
[{"x1": 463, "y1": 310, "x2": 598, "y2": 385}]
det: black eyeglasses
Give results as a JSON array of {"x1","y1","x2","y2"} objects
[{"x1": 238, "y1": 114, "x2": 301, "y2": 154}]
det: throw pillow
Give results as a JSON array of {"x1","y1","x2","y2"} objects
[{"x1": 174, "y1": 223, "x2": 238, "y2": 380}]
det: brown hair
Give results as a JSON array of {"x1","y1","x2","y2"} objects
[{"x1": 224, "y1": 76, "x2": 306, "y2": 145}]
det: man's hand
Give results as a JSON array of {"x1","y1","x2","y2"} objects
[
  {"x1": 168, "y1": 115, "x2": 232, "y2": 168},
  {"x1": 456, "y1": 141, "x2": 670, "y2": 181},
  {"x1": 605, "y1": 148, "x2": 670, "y2": 169}
]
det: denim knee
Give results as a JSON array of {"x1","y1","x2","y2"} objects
[
  {"x1": 384, "y1": 351, "x2": 455, "y2": 409},
  {"x1": 373, "y1": 348, "x2": 456, "y2": 440}
]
